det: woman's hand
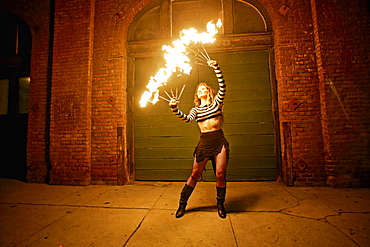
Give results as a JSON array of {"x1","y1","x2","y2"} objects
[
  {"x1": 169, "y1": 97, "x2": 179, "y2": 108},
  {"x1": 207, "y1": 60, "x2": 218, "y2": 68}
]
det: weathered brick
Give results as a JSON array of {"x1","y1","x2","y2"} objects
[{"x1": 1, "y1": 0, "x2": 368, "y2": 187}]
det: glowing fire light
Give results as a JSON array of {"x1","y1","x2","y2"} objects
[{"x1": 139, "y1": 19, "x2": 222, "y2": 107}]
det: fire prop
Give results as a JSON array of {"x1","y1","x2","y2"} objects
[{"x1": 139, "y1": 19, "x2": 222, "y2": 107}]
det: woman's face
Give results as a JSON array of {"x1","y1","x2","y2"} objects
[{"x1": 197, "y1": 85, "x2": 209, "y2": 99}]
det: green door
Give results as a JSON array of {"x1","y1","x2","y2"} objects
[{"x1": 134, "y1": 50, "x2": 276, "y2": 181}]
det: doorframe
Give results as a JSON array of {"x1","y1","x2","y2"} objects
[{"x1": 126, "y1": 32, "x2": 282, "y2": 181}]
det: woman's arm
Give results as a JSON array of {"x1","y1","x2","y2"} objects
[
  {"x1": 169, "y1": 98, "x2": 196, "y2": 123},
  {"x1": 208, "y1": 60, "x2": 226, "y2": 105}
]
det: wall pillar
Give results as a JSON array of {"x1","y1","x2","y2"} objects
[{"x1": 49, "y1": 0, "x2": 95, "y2": 185}]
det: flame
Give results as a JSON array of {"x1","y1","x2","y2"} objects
[{"x1": 139, "y1": 19, "x2": 222, "y2": 107}]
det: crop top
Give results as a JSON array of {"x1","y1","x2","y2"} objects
[{"x1": 170, "y1": 63, "x2": 225, "y2": 123}]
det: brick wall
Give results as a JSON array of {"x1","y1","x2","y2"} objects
[
  {"x1": 48, "y1": 0, "x2": 95, "y2": 185},
  {"x1": 90, "y1": 0, "x2": 156, "y2": 185},
  {"x1": 261, "y1": 0, "x2": 328, "y2": 186},
  {"x1": 312, "y1": 0, "x2": 370, "y2": 187},
  {"x1": 1, "y1": 0, "x2": 369, "y2": 187},
  {"x1": 91, "y1": 0, "x2": 125, "y2": 185},
  {"x1": 257, "y1": 0, "x2": 370, "y2": 187}
]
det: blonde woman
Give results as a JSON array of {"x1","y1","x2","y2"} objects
[{"x1": 169, "y1": 60, "x2": 229, "y2": 218}]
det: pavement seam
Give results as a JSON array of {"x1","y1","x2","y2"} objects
[
  {"x1": 279, "y1": 186, "x2": 331, "y2": 220},
  {"x1": 121, "y1": 211, "x2": 149, "y2": 247},
  {"x1": 3, "y1": 202, "x2": 368, "y2": 214},
  {"x1": 228, "y1": 215, "x2": 239, "y2": 247},
  {"x1": 326, "y1": 219, "x2": 361, "y2": 247},
  {"x1": 11, "y1": 204, "x2": 80, "y2": 247},
  {"x1": 280, "y1": 187, "x2": 364, "y2": 247},
  {"x1": 0, "y1": 202, "x2": 154, "y2": 210},
  {"x1": 122, "y1": 184, "x2": 170, "y2": 247},
  {"x1": 1, "y1": 185, "x2": 153, "y2": 247},
  {"x1": 81, "y1": 186, "x2": 116, "y2": 206},
  {"x1": 324, "y1": 212, "x2": 368, "y2": 247}
]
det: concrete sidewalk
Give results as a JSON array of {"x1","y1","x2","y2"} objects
[{"x1": 0, "y1": 179, "x2": 369, "y2": 247}]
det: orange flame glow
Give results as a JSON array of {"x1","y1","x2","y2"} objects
[{"x1": 139, "y1": 19, "x2": 222, "y2": 107}]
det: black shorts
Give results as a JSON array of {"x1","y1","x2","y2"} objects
[{"x1": 193, "y1": 129, "x2": 230, "y2": 163}]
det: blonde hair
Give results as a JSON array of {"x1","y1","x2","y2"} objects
[{"x1": 194, "y1": 83, "x2": 216, "y2": 107}]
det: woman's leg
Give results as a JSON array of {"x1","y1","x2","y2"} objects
[
  {"x1": 176, "y1": 157, "x2": 208, "y2": 218},
  {"x1": 214, "y1": 145, "x2": 228, "y2": 188},
  {"x1": 214, "y1": 145, "x2": 228, "y2": 218},
  {"x1": 186, "y1": 157, "x2": 209, "y2": 188}
]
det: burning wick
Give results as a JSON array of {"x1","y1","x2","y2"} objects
[{"x1": 139, "y1": 19, "x2": 222, "y2": 107}]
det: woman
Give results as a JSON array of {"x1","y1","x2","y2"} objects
[{"x1": 169, "y1": 60, "x2": 229, "y2": 218}]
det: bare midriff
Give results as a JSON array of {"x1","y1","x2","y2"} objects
[{"x1": 197, "y1": 115, "x2": 222, "y2": 133}]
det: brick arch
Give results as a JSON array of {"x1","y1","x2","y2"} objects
[
  {"x1": 89, "y1": 0, "x2": 160, "y2": 185},
  {"x1": 125, "y1": 0, "x2": 282, "y2": 182},
  {"x1": 1, "y1": 2, "x2": 53, "y2": 183},
  {"x1": 116, "y1": 0, "x2": 158, "y2": 38}
]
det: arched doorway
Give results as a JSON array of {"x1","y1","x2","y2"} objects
[
  {"x1": 127, "y1": 0, "x2": 280, "y2": 181},
  {"x1": 0, "y1": 12, "x2": 31, "y2": 181}
]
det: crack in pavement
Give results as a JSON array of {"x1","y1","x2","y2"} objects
[{"x1": 122, "y1": 184, "x2": 169, "y2": 247}]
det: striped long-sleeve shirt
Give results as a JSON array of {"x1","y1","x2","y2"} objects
[{"x1": 170, "y1": 63, "x2": 226, "y2": 123}]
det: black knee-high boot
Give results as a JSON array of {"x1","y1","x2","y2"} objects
[
  {"x1": 216, "y1": 187, "x2": 227, "y2": 218},
  {"x1": 175, "y1": 184, "x2": 194, "y2": 218}
]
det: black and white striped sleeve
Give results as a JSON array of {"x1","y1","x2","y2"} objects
[
  {"x1": 170, "y1": 105, "x2": 197, "y2": 123},
  {"x1": 213, "y1": 63, "x2": 226, "y2": 104}
]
